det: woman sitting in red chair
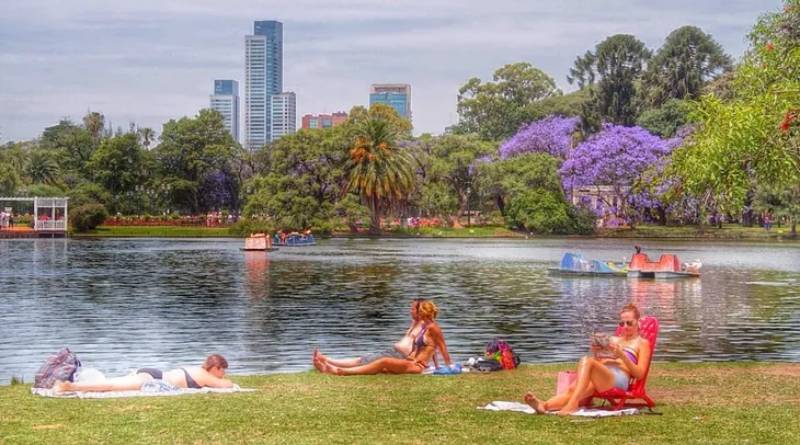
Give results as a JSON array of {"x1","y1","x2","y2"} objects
[{"x1": 524, "y1": 303, "x2": 652, "y2": 415}]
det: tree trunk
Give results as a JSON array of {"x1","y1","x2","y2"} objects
[
  {"x1": 792, "y1": 221, "x2": 797, "y2": 238},
  {"x1": 658, "y1": 206, "x2": 667, "y2": 226},
  {"x1": 368, "y1": 197, "x2": 381, "y2": 235}
]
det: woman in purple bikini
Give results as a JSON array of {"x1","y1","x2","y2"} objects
[
  {"x1": 523, "y1": 304, "x2": 651, "y2": 415},
  {"x1": 54, "y1": 354, "x2": 233, "y2": 393},
  {"x1": 314, "y1": 300, "x2": 452, "y2": 375}
]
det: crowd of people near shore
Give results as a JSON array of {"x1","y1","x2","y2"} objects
[{"x1": 47, "y1": 301, "x2": 650, "y2": 416}]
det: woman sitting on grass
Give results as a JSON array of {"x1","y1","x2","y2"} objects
[
  {"x1": 313, "y1": 298, "x2": 425, "y2": 368},
  {"x1": 54, "y1": 354, "x2": 233, "y2": 393},
  {"x1": 314, "y1": 300, "x2": 452, "y2": 375},
  {"x1": 524, "y1": 304, "x2": 651, "y2": 415}
]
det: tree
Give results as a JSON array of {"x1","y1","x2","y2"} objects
[
  {"x1": 669, "y1": 1, "x2": 800, "y2": 218},
  {"x1": 347, "y1": 117, "x2": 414, "y2": 234},
  {"x1": 137, "y1": 127, "x2": 156, "y2": 149},
  {"x1": 154, "y1": 109, "x2": 236, "y2": 213},
  {"x1": 560, "y1": 124, "x2": 680, "y2": 222},
  {"x1": 642, "y1": 26, "x2": 732, "y2": 107},
  {"x1": 475, "y1": 152, "x2": 564, "y2": 216},
  {"x1": 569, "y1": 34, "x2": 651, "y2": 126},
  {"x1": 754, "y1": 183, "x2": 800, "y2": 237},
  {"x1": 499, "y1": 115, "x2": 581, "y2": 159},
  {"x1": 40, "y1": 119, "x2": 94, "y2": 174},
  {"x1": 25, "y1": 150, "x2": 60, "y2": 185},
  {"x1": 505, "y1": 188, "x2": 573, "y2": 234},
  {"x1": 422, "y1": 134, "x2": 493, "y2": 222},
  {"x1": 636, "y1": 99, "x2": 691, "y2": 138},
  {"x1": 456, "y1": 62, "x2": 560, "y2": 140},
  {"x1": 243, "y1": 125, "x2": 351, "y2": 230},
  {"x1": 82, "y1": 112, "x2": 105, "y2": 144},
  {"x1": 87, "y1": 133, "x2": 151, "y2": 213}
]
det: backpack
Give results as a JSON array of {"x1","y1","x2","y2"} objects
[
  {"x1": 485, "y1": 339, "x2": 521, "y2": 370},
  {"x1": 34, "y1": 348, "x2": 81, "y2": 389}
]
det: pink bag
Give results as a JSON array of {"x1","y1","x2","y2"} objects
[
  {"x1": 556, "y1": 371, "x2": 576, "y2": 395},
  {"x1": 556, "y1": 371, "x2": 592, "y2": 406}
]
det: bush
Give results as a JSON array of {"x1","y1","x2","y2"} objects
[
  {"x1": 70, "y1": 203, "x2": 108, "y2": 232},
  {"x1": 229, "y1": 218, "x2": 276, "y2": 237},
  {"x1": 505, "y1": 188, "x2": 573, "y2": 234},
  {"x1": 568, "y1": 205, "x2": 598, "y2": 235}
]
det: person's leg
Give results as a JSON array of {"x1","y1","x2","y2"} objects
[
  {"x1": 557, "y1": 357, "x2": 615, "y2": 415},
  {"x1": 313, "y1": 349, "x2": 365, "y2": 368},
  {"x1": 318, "y1": 357, "x2": 421, "y2": 376},
  {"x1": 54, "y1": 373, "x2": 152, "y2": 393}
]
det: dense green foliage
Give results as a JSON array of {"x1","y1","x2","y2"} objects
[
  {"x1": 69, "y1": 203, "x2": 108, "y2": 232},
  {"x1": 3, "y1": 2, "x2": 796, "y2": 237}
]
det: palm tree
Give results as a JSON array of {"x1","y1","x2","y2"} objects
[
  {"x1": 25, "y1": 150, "x2": 60, "y2": 185},
  {"x1": 347, "y1": 118, "x2": 414, "y2": 234},
  {"x1": 137, "y1": 127, "x2": 156, "y2": 149}
]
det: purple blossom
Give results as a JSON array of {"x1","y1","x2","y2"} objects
[
  {"x1": 499, "y1": 115, "x2": 580, "y2": 159},
  {"x1": 560, "y1": 124, "x2": 682, "y2": 219}
]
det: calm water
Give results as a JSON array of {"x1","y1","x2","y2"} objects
[{"x1": 1, "y1": 237, "x2": 799, "y2": 383}]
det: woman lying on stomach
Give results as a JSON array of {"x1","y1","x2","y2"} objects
[
  {"x1": 314, "y1": 300, "x2": 451, "y2": 375},
  {"x1": 54, "y1": 354, "x2": 233, "y2": 393}
]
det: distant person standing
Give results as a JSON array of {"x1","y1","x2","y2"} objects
[
  {"x1": 763, "y1": 211, "x2": 772, "y2": 231},
  {"x1": 8, "y1": 213, "x2": 13, "y2": 228}
]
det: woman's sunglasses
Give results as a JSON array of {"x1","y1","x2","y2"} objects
[{"x1": 618, "y1": 320, "x2": 636, "y2": 327}]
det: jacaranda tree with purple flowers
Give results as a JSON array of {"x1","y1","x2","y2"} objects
[
  {"x1": 499, "y1": 115, "x2": 581, "y2": 159},
  {"x1": 559, "y1": 124, "x2": 681, "y2": 223}
]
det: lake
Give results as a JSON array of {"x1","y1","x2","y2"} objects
[{"x1": 1, "y1": 237, "x2": 798, "y2": 383}]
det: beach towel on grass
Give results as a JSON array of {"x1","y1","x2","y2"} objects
[
  {"x1": 31, "y1": 380, "x2": 255, "y2": 399},
  {"x1": 479, "y1": 401, "x2": 639, "y2": 417}
]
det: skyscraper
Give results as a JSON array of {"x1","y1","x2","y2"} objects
[
  {"x1": 270, "y1": 92, "x2": 296, "y2": 141},
  {"x1": 245, "y1": 20, "x2": 283, "y2": 150},
  {"x1": 209, "y1": 80, "x2": 239, "y2": 142},
  {"x1": 369, "y1": 84, "x2": 412, "y2": 121}
]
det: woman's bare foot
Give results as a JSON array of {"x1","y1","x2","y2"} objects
[
  {"x1": 556, "y1": 403, "x2": 579, "y2": 416},
  {"x1": 313, "y1": 355, "x2": 325, "y2": 373},
  {"x1": 523, "y1": 392, "x2": 547, "y2": 414},
  {"x1": 320, "y1": 361, "x2": 342, "y2": 375}
]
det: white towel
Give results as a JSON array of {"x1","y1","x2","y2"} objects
[
  {"x1": 31, "y1": 384, "x2": 255, "y2": 399},
  {"x1": 479, "y1": 401, "x2": 639, "y2": 417}
]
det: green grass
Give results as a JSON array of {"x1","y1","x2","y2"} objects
[
  {"x1": 2, "y1": 363, "x2": 798, "y2": 444},
  {"x1": 73, "y1": 226, "x2": 236, "y2": 238},
  {"x1": 69, "y1": 223, "x2": 799, "y2": 242},
  {"x1": 598, "y1": 223, "x2": 798, "y2": 241}
]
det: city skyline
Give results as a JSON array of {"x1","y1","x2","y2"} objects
[{"x1": 0, "y1": 0, "x2": 781, "y2": 142}]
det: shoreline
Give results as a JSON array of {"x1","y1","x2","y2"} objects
[
  {"x1": 2, "y1": 362, "x2": 798, "y2": 444},
  {"x1": 65, "y1": 224, "x2": 800, "y2": 243}
]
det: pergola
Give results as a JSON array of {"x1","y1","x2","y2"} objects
[{"x1": 0, "y1": 197, "x2": 69, "y2": 232}]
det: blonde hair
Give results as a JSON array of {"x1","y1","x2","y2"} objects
[
  {"x1": 417, "y1": 300, "x2": 439, "y2": 320},
  {"x1": 620, "y1": 303, "x2": 641, "y2": 319}
]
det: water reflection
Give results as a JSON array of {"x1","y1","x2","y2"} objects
[{"x1": 0, "y1": 237, "x2": 798, "y2": 382}]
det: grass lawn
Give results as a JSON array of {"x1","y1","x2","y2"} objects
[
  {"x1": 1, "y1": 362, "x2": 798, "y2": 444},
  {"x1": 598, "y1": 224, "x2": 798, "y2": 241},
  {"x1": 73, "y1": 226, "x2": 236, "y2": 238}
]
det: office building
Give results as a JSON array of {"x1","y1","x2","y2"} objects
[
  {"x1": 245, "y1": 20, "x2": 283, "y2": 150},
  {"x1": 301, "y1": 112, "x2": 348, "y2": 129},
  {"x1": 369, "y1": 84, "x2": 411, "y2": 121},
  {"x1": 270, "y1": 92, "x2": 296, "y2": 141},
  {"x1": 209, "y1": 80, "x2": 239, "y2": 142}
]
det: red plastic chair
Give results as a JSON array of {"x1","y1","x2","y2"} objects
[{"x1": 591, "y1": 316, "x2": 659, "y2": 410}]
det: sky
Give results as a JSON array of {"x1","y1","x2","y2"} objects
[{"x1": 0, "y1": 0, "x2": 783, "y2": 143}]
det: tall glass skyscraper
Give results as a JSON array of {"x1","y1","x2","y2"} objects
[
  {"x1": 369, "y1": 84, "x2": 412, "y2": 122},
  {"x1": 209, "y1": 80, "x2": 239, "y2": 142},
  {"x1": 245, "y1": 20, "x2": 283, "y2": 150}
]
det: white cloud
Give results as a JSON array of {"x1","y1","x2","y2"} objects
[{"x1": 0, "y1": 0, "x2": 783, "y2": 141}]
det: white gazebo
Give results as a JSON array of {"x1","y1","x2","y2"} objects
[{"x1": 0, "y1": 197, "x2": 69, "y2": 233}]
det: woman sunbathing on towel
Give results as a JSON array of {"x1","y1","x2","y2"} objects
[
  {"x1": 314, "y1": 300, "x2": 451, "y2": 375},
  {"x1": 313, "y1": 299, "x2": 426, "y2": 368},
  {"x1": 53, "y1": 354, "x2": 233, "y2": 393},
  {"x1": 524, "y1": 304, "x2": 651, "y2": 415}
]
